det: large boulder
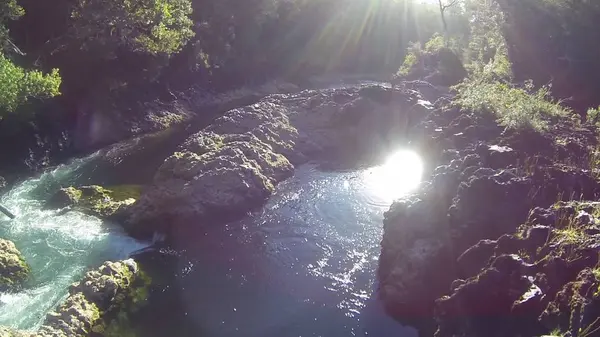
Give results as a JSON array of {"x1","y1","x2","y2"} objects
[
  {"x1": 0, "y1": 239, "x2": 31, "y2": 292},
  {"x1": 124, "y1": 134, "x2": 294, "y2": 236}
]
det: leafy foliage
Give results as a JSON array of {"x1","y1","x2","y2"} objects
[
  {"x1": 0, "y1": 0, "x2": 61, "y2": 114},
  {"x1": 0, "y1": 0, "x2": 24, "y2": 50},
  {"x1": 397, "y1": 42, "x2": 422, "y2": 76},
  {"x1": 71, "y1": 0, "x2": 195, "y2": 55},
  {"x1": 454, "y1": 78, "x2": 570, "y2": 132},
  {"x1": 0, "y1": 53, "x2": 61, "y2": 113},
  {"x1": 495, "y1": 0, "x2": 600, "y2": 109}
]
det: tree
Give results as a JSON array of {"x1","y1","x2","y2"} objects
[
  {"x1": 70, "y1": 0, "x2": 195, "y2": 56},
  {"x1": 0, "y1": 0, "x2": 61, "y2": 114},
  {"x1": 437, "y1": 0, "x2": 460, "y2": 44}
]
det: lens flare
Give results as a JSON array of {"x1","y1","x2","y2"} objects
[{"x1": 363, "y1": 150, "x2": 423, "y2": 203}]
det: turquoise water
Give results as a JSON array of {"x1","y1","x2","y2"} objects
[{"x1": 0, "y1": 154, "x2": 147, "y2": 330}]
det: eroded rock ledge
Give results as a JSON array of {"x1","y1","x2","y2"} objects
[
  {"x1": 123, "y1": 85, "x2": 437, "y2": 238},
  {"x1": 378, "y1": 92, "x2": 600, "y2": 336}
]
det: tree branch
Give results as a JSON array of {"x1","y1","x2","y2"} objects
[{"x1": 442, "y1": 0, "x2": 460, "y2": 11}]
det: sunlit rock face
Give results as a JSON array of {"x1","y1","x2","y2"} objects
[{"x1": 124, "y1": 85, "x2": 429, "y2": 238}]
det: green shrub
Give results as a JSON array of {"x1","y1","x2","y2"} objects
[
  {"x1": 0, "y1": 53, "x2": 61, "y2": 113},
  {"x1": 397, "y1": 42, "x2": 422, "y2": 76},
  {"x1": 587, "y1": 106, "x2": 600, "y2": 125},
  {"x1": 424, "y1": 33, "x2": 445, "y2": 53},
  {"x1": 453, "y1": 78, "x2": 570, "y2": 132}
]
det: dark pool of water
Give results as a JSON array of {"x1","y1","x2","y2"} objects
[{"x1": 131, "y1": 165, "x2": 418, "y2": 337}]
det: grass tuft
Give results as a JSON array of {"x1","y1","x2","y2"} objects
[{"x1": 453, "y1": 78, "x2": 571, "y2": 132}]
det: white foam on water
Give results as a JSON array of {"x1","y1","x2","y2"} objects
[{"x1": 0, "y1": 153, "x2": 148, "y2": 330}]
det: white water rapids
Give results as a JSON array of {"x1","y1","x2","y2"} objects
[{"x1": 0, "y1": 153, "x2": 147, "y2": 330}]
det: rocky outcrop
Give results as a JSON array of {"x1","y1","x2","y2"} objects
[
  {"x1": 124, "y1": 85, "x2": 426, "y2": 237},
  {"x1": 0, "y1": 259, "x2": 149, "y2": 337},
  {"x1": 0, "y1": 239, "x2": 30, "y2": 292},
  {"x1": 38, "y1": 259, "x2": 143, "y2": 337},
  {"x1": 393, "y1": 47, "x2": 467, "y2": 87},
  {"x1": 47, "y1": 185, "x2": 141, "y2": 219},
  {"x1": 433, "y1": 201, "x2": 600, "y2": 337},
  {"x1": 378, "y1": 88, "x2": 600, "y2": 335}
]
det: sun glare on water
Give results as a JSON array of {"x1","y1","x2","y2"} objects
[{"x1": 363, "y1": 150, "x2": 424, "y2": 203}]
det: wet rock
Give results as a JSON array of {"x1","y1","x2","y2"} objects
[
  {"x1": 47, "y1": 186, "x2": 82, "y2": 208},
  {"x1": 0, "y1": 239, "x2": 30, "y2": 292},
  {"x1": 378, "y1": 83, "x2": 600, "y2": 336},
  {"x1": 0, "y1": 326, "x2": 35, "y2": 336},
  {"x1": 37, "y1": 259, "x2": 145, "y2": 337},
  {"x1": 124, "y1": 134, "x2": 294, "y2": 237},
  {"x1": 46, "y1": 185, "x2": 141, "y2": 219},
  {"x1": 379, "y1": 191, "x2": 456, "y2": 317}
]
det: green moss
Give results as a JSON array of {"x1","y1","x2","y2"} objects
[
  {"x1": 52, "y1": 184, "x2": 142, "y2": 218},
  {"x1": 0, "y1": 239, "x2": 31, "y2": 292},
  {"x1": 100, "y1": 268, "x2": 152, "y2": 337},
  {"x1": 105, "y1": 185, "x2": 143, "y2": 202}
]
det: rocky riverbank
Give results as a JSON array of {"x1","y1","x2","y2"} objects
[
  {"x1": 11, "y1": 75, "x2": 599, "y2": 337},
  {"x1": 378, "y1": 87, "x2": 600, "y2": 336}
]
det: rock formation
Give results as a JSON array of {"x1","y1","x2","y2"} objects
[
  {"x1": 0, "y1": 239, "x2": 30, "y2": 292},
  {"x1": 47, "y1": 185, "x2": 141, "y2": 219},
  {"x1": 123, "y1": 85, "x2": 429, "y2": 238},
  {"x1": 377, "y1": 82, "x2": 600, "y2": 336}
]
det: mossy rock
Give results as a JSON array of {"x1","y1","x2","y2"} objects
[
  {"x1": 0, "y1": 239, "x2": 31, "y2": 292},
  {"x1": 90, "y1": 264, "x2": 152, "y2": 337},
  {"x1": 47, "y1": 185, "x2": 142, "y2": 219},
  {"x1": 46, "y1": 186, "x2": 82, "y2": 208}
]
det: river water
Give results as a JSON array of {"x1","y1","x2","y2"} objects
[
  {"x1": 0, "y1": 82, "x2": 422, "y2": 336},
  {"x1": 0, "y1": 153, "x2": 146, "y2": 330},
  {"x1": 130, "y1": 151, "x2": 422, "y2": 337},
  {"x1": 0, "y1": 149, "x2": 422, "y2": 336}
]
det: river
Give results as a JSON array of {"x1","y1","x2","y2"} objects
[
  {"x1": 129, "y1": 151, "x2": 422, "y2": 337},
  {"x1": 0, "y1": 83, "x2": 423, "y2": 336}
]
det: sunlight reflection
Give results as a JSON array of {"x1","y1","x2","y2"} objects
[{"x1": 363, "y1": 150, "x2": 423, "y2": 203}]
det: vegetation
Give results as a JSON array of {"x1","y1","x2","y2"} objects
[
  {"x1": 70, "y1": 0, "x2": 195, "y2": 55},
  {"x1": 0, "y1": 0, "x2": 61, "y2": 114},
  {"x1": 454, "y1": 79, "x2": 570, "y2": 132},
  {"x1": 1, "y1": 0, "x2": 600, "y2": 169}
]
